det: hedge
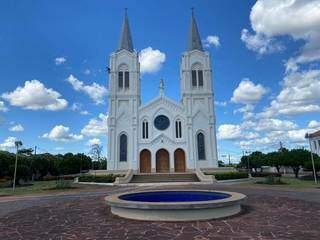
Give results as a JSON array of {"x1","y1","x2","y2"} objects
[
  {"x1": 251, "y1": 172, "x2": 282, "y2": 178},
  {"x1": 205, "y1": 172, "x2": 249, "y2": 180},
  {"x1": 78, "y1": 174, "x2": 121, "y2": 183},
  {"x1": 43, "y1": 175, "x2": 76, "y2": 181}
]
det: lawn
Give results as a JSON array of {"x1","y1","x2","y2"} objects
[
  {"x1": 255, "y1": 176, "x2": 319, "y2": 189},
  {"x1": 0, "y1": 180, "x2": 75, "y2": 196},
  {"x1": 280, "y1": 176, "x2": 319, "y2": 189}
]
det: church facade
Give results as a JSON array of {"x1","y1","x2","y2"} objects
[{"x1": 107, "y1": 11, "x2": 218, "y2": 173}]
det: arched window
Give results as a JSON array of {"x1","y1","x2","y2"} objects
[
  {"x1": 191, "y1": 63, "x2": 204, "y2": 88},
  {"x1": 119, "y1": 134, "x2": 127, "y2": 161},
  {"x1": 142, "y1": 120, "x2": 149, "y2": 139},
  {"x1": 197, "y1": 132, "x2": 206, "y2": 160},
  {"x1": 175, "y1": 120, "x2": 182, "y2": 138},
  {"x1": 118, "y1": 64, "x2": 129, "y2": 90}
]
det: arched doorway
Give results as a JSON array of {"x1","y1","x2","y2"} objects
[
  {"x1": 156, "y1": 149, "x2": 169, "y2": 173},
  {"x1": 140, "y1": 149, "x2": 151, "y2": 173},
  {"x1": 174, "y1": 148, "x2": 186, "y2": 172}
]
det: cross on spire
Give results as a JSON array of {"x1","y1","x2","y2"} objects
[
  {"x1": 118, "y1": 8, "x2": 134, "y2": 52},
  {"x1": 188, "y1": 7, "x2": 203, "y2": 51}
]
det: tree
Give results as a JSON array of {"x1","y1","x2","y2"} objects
[
  {"x1": 90, "y1": 144, "x2": 103, "y2": 162},
  {"x1": 218, "y1": 160, "x2": 225, "y2": 167},
  {"x1": 266, "y1": 151, "x2": 282, "y2": 173},
  {"x1": 304, "y1": 155, "x2": 320, "y2": 177},
  {"x1": 283, "y1": 149, "x2": 310, "y2": 178},
  {"x1": 0, "y1": 151, "x2": 15, "y2": 178},
  {"x1": 18, "y1": 148, "x2": 34, "y2": 156},
  {"x1": 8, "y1": 164, "x2": 31, "y2": 185},
  {"x1": 90, "y1": 144, "x2": 103, "y2": 169},
  {"x1": 31, "y1": 155, "x2": 50, "y2": 180}
]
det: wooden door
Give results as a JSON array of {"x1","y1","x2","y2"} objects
[
  {"x1": 140, "y1": 150, "x2": 151, "y2": 173},
  {"x1": 156, "y1": 149, "x2": 169, "y2": 173},
  {"x1": 174, "y1": 149, "x2": 186, "y2": 172}
]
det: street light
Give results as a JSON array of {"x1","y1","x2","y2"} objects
[
  {"x1": 12, "y1": 140, "x2": 23, "y2": 191},
  {"x1": 305, "y1": 133, "x2": 318, "y2": 184}
]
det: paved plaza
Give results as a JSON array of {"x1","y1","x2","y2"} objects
[{"x1": 0, "y1": 184, "x2": 319, "y2": 240}]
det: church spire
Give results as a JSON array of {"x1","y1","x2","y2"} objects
[
  {"x1": 188, "y1": 8, "x2": 203, "y2": 51},
  {"x1": 118, "y1": 8, "x2": 134, "y2": 52}
]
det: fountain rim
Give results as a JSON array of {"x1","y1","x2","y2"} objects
[{"x1": 105, "y1": 189, "x2": 246, "y2": 210}]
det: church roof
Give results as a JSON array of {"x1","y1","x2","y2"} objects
[
  {"x1": 188, "y1": 10, "x2": 203, "y2": 51},
  {"x1": 307, "y1": 130, "x2": 320, "y2": 138},
  {"x1": 118, "y1": 9, "x2": 134, "y2": 52}
]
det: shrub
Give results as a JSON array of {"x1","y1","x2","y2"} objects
[
  {"x1": 52, "y1": 179, "x2": 72, "y2": 189},
  {"x1": 206, "y1": 172, "x2": 248, "y2": 180},
  {"x1": 78, "y1": 174, "x2": 120, "y2": 183},
  {"x1": 43, "y1": 175, "x2": 75, "y2": 181},
  {"x1": 257, "y1": 175, "x2": 285, "y2": 185},
  {"x1": 251, "y1": 172, "x2": 282, "y2": 178}
]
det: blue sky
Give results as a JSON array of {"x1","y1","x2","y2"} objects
[{"x1": 1, "y1": 0, "x2": 320, "y2": 163}]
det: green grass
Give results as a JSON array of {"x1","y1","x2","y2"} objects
[
  {"x1": 0, "y1": 180, "x2": 75, "y2": 196},
  {"x1": 255, "y1": 176, "x2": 319, "y2": 189},
  {"x1": 280, "y1": 176, "x2": 319, "y2": 188}
]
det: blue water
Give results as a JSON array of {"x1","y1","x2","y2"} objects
[{"x1": 119, "y1": 191, "x2": 230, "y2": 202}]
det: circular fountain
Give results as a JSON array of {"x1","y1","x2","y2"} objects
[{"x1": 105, "y1": 190, "x2": 246, "y2": 221}]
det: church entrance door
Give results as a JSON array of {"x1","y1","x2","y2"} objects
[
  {"x1": 174, "y1": 148, "x2": 186, "y2": 172},
  {"x1": 156, "y1": 149, "x2": 169, "y2": 173},
  {"x1": 140, "y1": 149, "x2": 151, "y2": 173}
]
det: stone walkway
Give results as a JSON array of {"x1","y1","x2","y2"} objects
[{"x1": 0, "y1": 184, "x2": 319, "y2": 239}]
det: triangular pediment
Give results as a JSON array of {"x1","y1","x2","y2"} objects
[{"x1": 139, "y1": 96, "x2": 185, "y2": 114}]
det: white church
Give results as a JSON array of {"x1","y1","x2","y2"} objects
[{"x1": 107, "y1": 11, "x2": 218, "y2": 175}]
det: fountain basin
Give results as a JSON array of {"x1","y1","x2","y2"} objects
[{"x1": 105, "y1": 190, "x2": 246, "y2": 221}]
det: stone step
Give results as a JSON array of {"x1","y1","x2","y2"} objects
[{"x1": 130, "y1": 173, "x2": 200, "y2": 183}]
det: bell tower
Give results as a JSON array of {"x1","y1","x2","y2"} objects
[
  {"x1": 107, "y1": 10, "x2": 140, "y2": 171},
  {"x1": 180, "y1": 9, "x2": 218, "y2": 168}
]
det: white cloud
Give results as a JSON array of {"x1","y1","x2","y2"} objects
[
  {"x1": 234, "y1": 104, "x2": 255, "y2": 119},
  {"x1": 261, "y1": 70, "x2": 320, "y2": 116},
  {"x1": 214, "y1": 101, "x2": 227, "y2": 107},
  {"x1": 242, "y1": 0, "x2": 320, "y2": 71},
  {"x1": 0, "y1": 137, "x2": 17, "y2": 150},
  {"x1": 218, "y1": 124, "x2": 242, "y2": 140},
  {"x1": 87, "y1": 138, "x2": 102, "y2": 146},
  {"x1": 287, "y1": 129, "x2": 309, "y2": 143},
  {"x1": 241, "y1": 29, "x2": 283, "y2": 55},
  {"x1": 9, "y1": 124, "x2": 24, "y2": 132},
  {"x1": 67, "y1": 75, "x2": 107, "y2": 105},
  {"x1": 242, "y1": 118, "x2": 298, "y2": 132},
  {"x1": 42, "y1": 125, "x2": 83, "y2": 142},
  {"x1": 2, "y1": 80, "x2": 68, "y2": 111},
  {"x1": 231, "y1": 79, "x2": 268, "y2": 105},
  {"x1": 308, "y1": 120, "x2": 320, "y2": 129},
  {"x1": 80, "y1": 110, "x2": 90, "y2": 115},
  {"x1": 0, "y1": 101, "x2": 8, "y2": 112},
  {"x1": 71, "y1": 102, "x2": 90, "y2": 115},
  {"x1": 83, "y1": 69, "x2": 91, "y2": 75},
  {"x1": 81, "y1": 113, "x2": 108, "y2": 137},
  {"x1": 244, "y1": 132, "x2": 260, "y2": 139},
  {"x1": 55, "y1": 57, "x2": 66, "y2": 65},
  {"x1": 139, "y1": 47, "x2": 166, "y2": 74},
  {"x1": 203, "y1": 35, "x2": 220, "y2": 48}
]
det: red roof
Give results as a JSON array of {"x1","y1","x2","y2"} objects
[{"x1": 308, "y1": 130, "x2": 320, "y2": 138}]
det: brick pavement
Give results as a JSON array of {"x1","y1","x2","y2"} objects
[{"x1": 0, "y1": 187, "x2": 319, "y2": 240}]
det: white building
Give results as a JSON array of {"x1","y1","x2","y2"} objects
[
  {"x1": 307, "y1": 130, "x2": 320, "y2": 156},
  {"x1": 107, "y1": 11, "x2": 218, "y2": 173}
]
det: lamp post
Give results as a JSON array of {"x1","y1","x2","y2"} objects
[
  {"x1": 13, "y1": 140, "x2": 23, "y2": 191},
  {"x1": 305, "y1": 133, "x2": 318, "y2": 184}
]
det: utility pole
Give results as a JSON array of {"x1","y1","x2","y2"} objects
[
  {"x1": 228, "y1": 154, "x2": 231, "y2": 165},
  {"x1": 13, "y1": 141, "x2": 23, "y2": 192},
  {"x1": 306, "y1": 133, "x2": 318, "y2": 184},
  {"x1": 34, "y1": 146, "x2": 37, "y2": 155}
]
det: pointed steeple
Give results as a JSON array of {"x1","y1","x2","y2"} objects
[
  {"x1": 118, "y1": 9, "x2": 134, "y2": 52},
  {"x1": 188, "y1": 8, "x2": 203, "y2": 51}
]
